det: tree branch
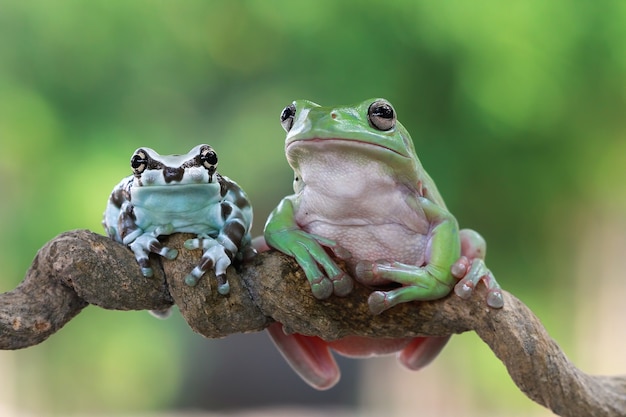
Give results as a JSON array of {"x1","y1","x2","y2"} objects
[{"x1": 1, "y1": 230, "x2": 624, "y2": 416}]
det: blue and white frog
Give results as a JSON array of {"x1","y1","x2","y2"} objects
[{"x1": 103, "y1": 144, "x2": 254, "y2": 295}]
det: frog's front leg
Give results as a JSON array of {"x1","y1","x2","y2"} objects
[
  {"x1": 120, "y1": 205, "x2": 178, "y2": 277},
  {"x1": 183, "y1": 236, "x2": 232, "y2": 293},
  {"x1": 451, "y1": 229, "x2": 504, "y2": 308},
  {"x1": 184, "y1": 213, "x2": 251, "y2": 294},
  {"x1": 126, "y1": 232, "x2": 178, "y2": 277},
  {"x1": 265, "y1": 196, "x2": 353, "y2": 299},
  {"x1": 356, "y1": 196, "x2": 459, "y2": 315}
]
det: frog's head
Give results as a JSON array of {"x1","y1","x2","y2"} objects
[
  {"x1": 279, "y1": 98, "x2": 424, "y2": 189},
  {"x1": 130, "y1": 144, "x2": 219, "y2": 187}
]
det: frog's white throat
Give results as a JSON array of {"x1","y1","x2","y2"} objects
[{"x1": 289, "y1": 140, "x2": 416, "y2": 200}]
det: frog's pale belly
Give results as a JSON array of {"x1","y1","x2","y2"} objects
[
  {"x1": 291, "y1": 141, "x2": 433, "y2": 284},
  {"x1": 304, "y1": 220, "x2": 428, "y2": 268},
  {"x1": 297, "y1": 187, "x2": 431, "y2": 286}
]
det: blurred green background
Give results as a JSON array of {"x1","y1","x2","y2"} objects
[{"x1": 1, "y1": 1, "x2": 625, "y2": 416}]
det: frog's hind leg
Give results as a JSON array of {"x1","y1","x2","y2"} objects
[
  {"x1": 356, "y1": 261, "x2": 453, "y2": 315},
  {"x1": 358, "y1": 195, "x2": 460, "y2": 315},
  {"x1": 397, "y1": 336, "x2": 450, "y2": 371},
  {"x1": 266, "y1": 323, "x2": 340, "y2": 390}
]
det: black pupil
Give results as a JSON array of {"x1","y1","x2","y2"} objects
[
  {"x1": 281, "y1": 105, "x2": 295, "y2": 121},
  {"x1": 202, "y1": 151, "x2": 217, "y2": 165},
  {"x1": 131, "y1": 155, "x2": 147, "y2": 169},
  {"x1": 373, "y1": 104, "x2": 393, "y2": 119}
]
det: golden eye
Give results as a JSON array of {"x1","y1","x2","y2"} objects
[{"x1": 367, "y1": 99, "x2": 396, "y2": 131}]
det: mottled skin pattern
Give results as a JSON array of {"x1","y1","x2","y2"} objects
[
  {"x1": 261, "y1": 99, "x2": 503, "y2": 389},
  {"x1": 103, "y1": 144, "x2": 254, "y2": 297}
]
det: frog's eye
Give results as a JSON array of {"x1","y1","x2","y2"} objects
[
  {"x1": 199, "y1": 145, "x2": 218, "y2": 172},
  {"x1": 280, "y1": 103, "x2": 296, "y2": 132},
  {"x1": 131, "y1": 150, "x2": 149, "y2": 176},
  {"x1": 368, "y1": 99, "x2": 396, "y2": 131}
]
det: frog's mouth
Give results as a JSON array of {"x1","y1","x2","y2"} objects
[{"x1": 287, "y1": 137, "x2": 411, "y2": 159}]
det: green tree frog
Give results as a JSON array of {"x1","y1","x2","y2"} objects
[
  {"x1": 262, "y1": 98, "x2": 503, "y2": 389},
  {"x1": 103, "y1": 144, "x2": 254, "y2": 295}
]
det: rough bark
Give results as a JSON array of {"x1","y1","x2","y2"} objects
[{"x1": 0, "y1": 229, "x2": 624, "y2": 416}]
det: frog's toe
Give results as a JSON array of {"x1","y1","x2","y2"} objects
[
  {"x1": 141, "y1": 266, "x2": 154, "y2": 278},
  {"x1": 184, "y1": 274, "x2": 199, "y2": 286},
  {"x1": 354, "y1": 260, "x2": 374, "y2": 283},
  {"x1": 135, "y1": 257, "x2": 154, "y2": 277},
  {"x1": 355, "y1": 260, "x2": 389, "y2": 285},
  {"x1": 331, "y1": 273, "x2": 353, "y2": 297},
  {"x1": 150, "y1": 244, "x2": 178, "y2": 261},
  {"x1": 184, "y1": 239, "x2": 199, "y2": 250},
  {"x1": 310, "y1": 276, "x2": 333, "y2": 300},
  {"x1": 164, "y1": 248, "x2": 178, "y2": 260},
  {"x1": 331, "y1": 245, "x2": 352, "y2": 261},
  {"x1": 487, "y1": 288, "x2": 504, "y2": 309},
  {"x1": 453, "y1": 279, "x2": 475, "y2": 299},
  {"x1": 216, "y1": 274, "x2": 230, "y2": 295},
  {"x1": 453, "y1": 259, "x2": 504, "y2": 309},
  {"x1": 450, "y1": 256, "x2": 470, "y2": 279},
  {"x1": 368, "y1": 291, "x2": 390, "y2": 315}
]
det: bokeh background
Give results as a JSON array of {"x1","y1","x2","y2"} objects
[{"x1": 1, "y1": 1, "x2": 625, "y2": 416}]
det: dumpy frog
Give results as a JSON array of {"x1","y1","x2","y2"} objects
[
  {"x1": 104, "y1": 144, "x2": 254, "y2": 296},
  {"x1": 262, "y1": 98, "x2": 503, "y2": 389}
]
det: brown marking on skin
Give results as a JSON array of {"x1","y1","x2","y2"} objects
[
  {"x1": 118, "y1": 204, "x2": 138, "y2": 240},
  {"x1": 146, "y1": 159, "x2": 164, "y2": 171},
  {"x1": 149, "y1": 241, "x2": 164, "y2": 253},
  {"x1": 163, "y1": 166, "x2": 185, "y2": 183},
  {"x1": 178, "y1": 146, "x2": 218, "y2": 181},
  {"x1": 223, "y1": 220, "x2": 246, "y2": 246},
  {"x1": 199, "y1": 256, "x2": 214, "y2": 271},
  {"x1": 12, "y1": 318, "x2": 21, "y2": 330},
  {"x1": 218, "y1": 175, "x2": 249, "y2": 208},
  {"x1": 221, "y1": 202, "x2": 233, "y2": 220},
  {"x1": 109, "y1": 187, "x2": 126, "y2": 208},
  {"x1": 218, "y1": 174, "x2": 229, "y2": 197}
]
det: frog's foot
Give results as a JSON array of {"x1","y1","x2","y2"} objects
[
  {"x1": 451, "y1": 257, "x2": 503, "y2": 309},
  {"x1": 308, "y1": 272, "x2": 353, "y2": 300},
  {"x1": 128, "y1": 234, "x2": 179, "y2": 277},
  {"x1": 356, "y1": 260, "x2": 453, "y2": 315},
  {"x1": 302, "y1": 235, "x2": 353, "y2": 298},
  {"x1": 274, "y1": 231, "x2": 353, "y2": 299},
  {"x1": 184, "y1": 237, "x2": 233, "y2": 294}
]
